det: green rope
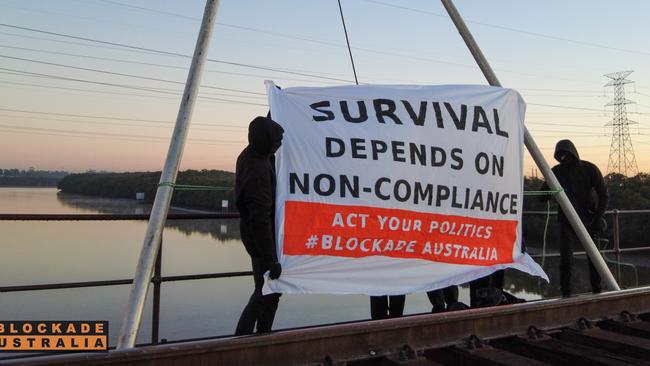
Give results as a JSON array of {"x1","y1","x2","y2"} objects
[
  {"x1": 158, "y1": 181, "x2": 232, "y2": 191},
  {"x1": 541, "y1": 200, "x2": 551, "y2": 266},
  {"x1": 160, "y1": 183, "x2": 562, "y2": 194},
  {"x1": 523, "y1": 189, "x2": 564, "y2": 196}
]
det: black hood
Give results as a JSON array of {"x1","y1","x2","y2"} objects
[
  {"x1": 248, "y1": 116, "x2": 284, "y2": 155},
  {"x1": 554, "y1": 139, "x2": 580, "y2": 162}
]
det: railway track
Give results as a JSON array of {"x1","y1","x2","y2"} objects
[{"x1": 8, "y1": 286, "x2": 650, "y2": 365}]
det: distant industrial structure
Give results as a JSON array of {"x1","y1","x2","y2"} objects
[{"x1": 605, "y1": 71, "x2": 638, "y2": 176}]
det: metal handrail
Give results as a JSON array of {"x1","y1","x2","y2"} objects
[
  {"x1": 0, "y1": 212, "x2": 241, "y2": 345},
  {"x1": 0, "y1": 271, "x2": 253, "y2": 293},
  {"x1": 0, "y1": 209, "x2": 645, "y2": 220},
  {"x1": 0, "y1": 213, "x2": 238, "y2": 220}
]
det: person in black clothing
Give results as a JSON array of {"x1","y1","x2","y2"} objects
[
  {"x1": 234, "y1": 116, "x2": 284, "y2": 335},
  {"x1": 540, "y1": 139, "x2": 608, "y2": 297},
  {"x1": 427, "y1": 286, "x2": 459, "y2": 312},
  {"x1": 469, "y1": 272, "x2": 503, "y2": 307},
  {"x1": 370, "y1": 295, "x2": 405, "y2": 320}
]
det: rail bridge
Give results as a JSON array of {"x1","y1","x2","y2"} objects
[
  {"x1": 1, "y1": 211, "x2": 650, "y2": 365},
  {"x1": 5, "y1": 287, "x2": 650, "y2": 365}
]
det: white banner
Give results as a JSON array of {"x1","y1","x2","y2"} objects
[{"x1": 264, "y1": 81, "x2": 547, "y2": 296}]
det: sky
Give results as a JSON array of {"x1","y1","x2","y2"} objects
[{"x1": 0, "y1": 0, "x2": 649, "y2": 175}]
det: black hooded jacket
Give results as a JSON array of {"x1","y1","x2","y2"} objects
[
  {"x1": 540, "y1": 139, "x2": 608, "y2": 227},
  {"x1": 235, "y1": 116, "x2": 284, "y2": 261}
]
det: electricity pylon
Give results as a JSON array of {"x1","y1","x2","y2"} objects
[{"x1": 605, "y1": 70, "x2": 638, "y2": 176}]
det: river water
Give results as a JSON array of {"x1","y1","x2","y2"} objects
[{"x1": 0, "y1": 187, "x2": 647, "y2": 348}]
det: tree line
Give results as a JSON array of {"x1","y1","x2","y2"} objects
[
  {"x1": 57, "y1": 170, "x2": 650, "y2": 248},
  {"x1": 0, "y1": 168, "x2": 70, "y2": 187},
  {"x1": 58, "y1": 169, "x2": 235, "y2": 211}
]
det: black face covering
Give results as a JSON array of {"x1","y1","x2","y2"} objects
[
  {"x1": 270, "y1": 137, "x2": 283, "y2": 154},
  {"x1": 558, "y1": 152, "x2": 577, "y2": 165},
  {"x1": 554, "y1": 139, "x2": 580, "y2": 164},
  {"x1": 247, "y1": 116, "x2": 284, "y2": 156}
]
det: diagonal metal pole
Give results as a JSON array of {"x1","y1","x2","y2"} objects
[
  {"x1": 117, "y1": 0, "x2": 221, "y2": 350},
  {"x1": 440, "y1": 0, "x2": 619, "y2": 291}
]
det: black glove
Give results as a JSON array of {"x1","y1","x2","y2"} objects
[
  {"x1": 269, "y1": 262, "x2": 282, "y2": 280},
  {"x1": 595, "y1": 216, "x2": 607, "y2": 235},
  {"x1": 587, "y1": 216, "x2": 606, "y2": 234}
]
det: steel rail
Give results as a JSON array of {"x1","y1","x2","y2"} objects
[{"x1": 8, "y1": 286, "x2": 650, "y2": 366}]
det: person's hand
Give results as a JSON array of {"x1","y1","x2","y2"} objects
[
  {"x1": 269, "y1": 262, "x2": 282, "y2": 280},
  {"x1": 586, "y1": 217, "x2": 597, "y2": 229}
]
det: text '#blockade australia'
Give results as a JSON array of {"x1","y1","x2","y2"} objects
[{"x1": 0, "y1": 321, "x2": 108, "y2": 352}]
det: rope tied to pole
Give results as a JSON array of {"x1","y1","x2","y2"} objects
[
  {"x1": 158, "y1": 181, "x2": 232, "y2": 191},
  {"x1": 523, "y1": 189, "x2": 564, "y2": 196}
]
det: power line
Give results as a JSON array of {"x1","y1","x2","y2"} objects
[
  {"x1": 88, "y1": 0, "x2": 350, "y2": 50},
  {"x1": 94, "y1": 0, "x2": 200, "y2": 21},
  {"x1": 0, "y1": 113, "x2": 181, "y2": 131},
  {"x1": 1, "y1": 56, "x2": 642, "y2": 119},
  {"x1": 0, "y1": 67, "x2": 266, "y2": 101},
  {"x1": 530, "y1": 131, "x2": 611, "y2": 137},
  {"x1": 518, "y1": 88, "x2": 604, "y2": 93},
  {"x1": 5, "y1": 51, "x2": 623, "y2": 114},
  {"x1": 0, "y1": 23, "x2": 184, "y2": 56},
  {"x1": 0, "y1": 54, "x2": 267, "y2": 96},
  {"x1": 1, "y1": 3, "x2": 195, "y2": 36},
  {"x1": 0, "y1": 113, "x2": 246, "y2": 133},
  {"x1": 0, "y1": 3, "x2": 530, "y2": 83},
  {"x1": 76, "y1": 1, "x2": 616, "y2": 83},
  {"x1": 0, "y1": 127, "x2": 242, "y2": 148},
  {"x1": 3, "y1": 18, "x2": 630, "y2": 88},
  {"x1": 0, "y1": 107, "x2": 246, "y2": 129},
  {"x1": 365, "y1": 0, "x2": 650, "y2": 57},
  {"x1": 0, "y1": 66, "x2": 269, "y2": 107},
  {"x1": 0, "y1": 71, "x2": 265, "y2": 102},
  {"x1": 538, "y1": 144, "x2": 610, "y2": 150},
  {"x1": 525, "y1": 112, "x2": 608, "y2": 116},
  {"x1": 0, "y1": 78, "x2": 268, "y2": 110},
  {"x1": 526, "y1": 121, "x2": 624, "y2": 129},
  {"x1": 0, "y1": 23, "x2": 354, "y2": 83},
  {"x1": 0, "y1": 78, "x2": 178, "y2": 103},
  {"x1": 0, "y1": 30, "x2": 169, "y2": 57},
  {"x1": 523, "y1": 94, "x2": 606, "y2": 98},
  {"x1": 0, "y1": 35, "x2": 445, "y2": 85},
  {"x1": 0, "y1": 66, "x2": 178, "y2": 94},
  {"x1": 0, "y1": 21, "x2": 611, "y2": 87},
  {"x1": 0, "y1": 44, "x2": 330, "y2": 86},
  {"x1": 527, "y1": 103, "x2": 605, "y2": 112},
  {"x1": 0, "y1": 123, "x2": 245, "y2": 145}
]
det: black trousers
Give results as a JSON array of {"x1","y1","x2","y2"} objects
[
  {"x1": 469, "y1": 270, "x2": 504, "y2": 307},
  {"x1": 235, "y1": 258, "x2": 281, "y2": 335},
  {"x1": 370, "y1": 295, "x2": 405, "y2": 320},
  {"x1": 559, "y1": 224, "x2": 602, "y2": 296},
  {"x1": 426, "y1": 285, "x2": 459, "y2": 312}
]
